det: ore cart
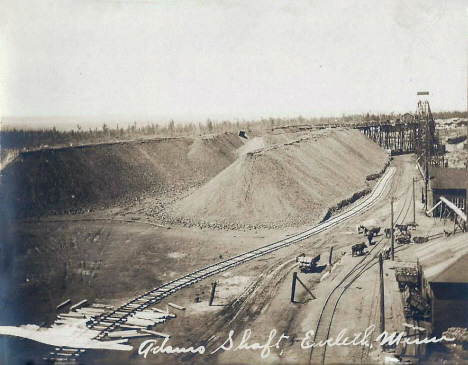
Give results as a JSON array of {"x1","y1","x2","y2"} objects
[
  {"x1": 396, "y1": 233, "x2": 412, "y2": 244},
  {"x1": 404, "y1": 287, "x2": 430, "y2": 319},
  {"x1": 412, "y1": 236, "x2": 429, "y2": 244},
  {"x1": 395, "y1": 267, "x2": 419, "y2": 291},
  {"x1": 296, "y1": 254, "x2": 321, "y2": 273}
]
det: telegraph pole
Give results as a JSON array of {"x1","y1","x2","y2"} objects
[
  {"x1": 391, "y1": 197, "x2": 395, "y2": 261},
  {"x1": 413, "y1": 177, "x2": 416, "y2": 224},
  {"x1": 291, "y1": 272, "x2": 297, "y2": 303},
  {"x1": 209, "y1": 281, "x2": 217, "y2": 306},
  {"x1": 379, "y1": 253, "x2": 385, "y2": 333},
  {"x1": 425, "y1": 158, "x2": 429, "y2": 211}
]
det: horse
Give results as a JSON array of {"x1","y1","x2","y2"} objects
[
  {"x1": 352, "y1": 242, "x2": 367, "y2": 256},
  {"x1": 366, "y1": 227, "x2": 381, "y2": 236},
  {"x1": 358, "y1": 225, "x2": 381, "y2": 236},
  {"x1": 357, "y1": 224, "x2": 367, "y2": 234}
]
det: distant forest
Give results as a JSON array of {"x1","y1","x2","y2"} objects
[{"x1": 1, "y1": 110, "x2": 466, "y2": 151}]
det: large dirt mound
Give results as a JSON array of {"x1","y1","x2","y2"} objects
[
  {"x1": 170, "y1": 129, "x2": 389, "y2": 228},
  {"x1": 0, "y1": 133, "x2": 243, "y2": 217}
]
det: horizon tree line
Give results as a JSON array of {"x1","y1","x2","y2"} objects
[{"x1": 1, "y1": 110, "x2": 466, "y2": 151}]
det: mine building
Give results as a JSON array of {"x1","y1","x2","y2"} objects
[
  {"x1": 427, "y1": 167, "x2": 468, "y2": 217},
  {"x1": 415, "y1": 234, "x2": 468, "y2": 336},
  {"x1": 401, "y1": 112, "x2": 413, "y2": 123}
]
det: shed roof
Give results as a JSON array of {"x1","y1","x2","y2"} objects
[
  {"x1": 429, "y1": 167, "x2": 468, "y2": 191},
  {"x1": 414, "y1": 233, "x2": 468, "y2": 283}
]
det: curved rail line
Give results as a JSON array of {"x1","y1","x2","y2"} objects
[
  {"x1": 47, "y1": 167, "x2": 395, "y2": 364},
  {"x1": 308, "y1": 240, "x2": 411, "y2": 365},
  {"x1": 308, "y1": 235, "x2": 387, "y2": 364},
  {"x1": 308, "y1": 174, "x2": 411, "y2": 365}
]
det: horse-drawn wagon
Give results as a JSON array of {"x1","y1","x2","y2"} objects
[
  {"x1": 296, "y1": 253, "x2": 321, "y2": 273},
  {"x1": 396, "y1": 233, "x2": 412, "y2": 244}
]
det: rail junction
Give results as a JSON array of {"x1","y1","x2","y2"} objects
[{"x1": 47, "y1": 167, "x2": 396, "y2": 364}]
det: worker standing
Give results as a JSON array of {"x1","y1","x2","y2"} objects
[{"x1": 367, "y1": 231, "x2": 374, "y2": 245}]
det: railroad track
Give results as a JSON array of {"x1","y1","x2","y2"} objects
[
  {"x1": 308, "y1": 238, "x2": 413, "y2": 365},
  {"x1": 308, "y1": 171, "x2": 412, "y2": 365},
  {"x1": 308, "y1": 236, "x2": 386, "y2": 364},
  {"x1": 47, "y1": 167, "x2": 395, "y2": 364}
]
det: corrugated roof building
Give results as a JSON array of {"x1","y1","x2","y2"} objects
[
  {"x1": 428, "y1": 167, "x2": 468, "y2": 217},
  {"x1": 430, "y1": 167, "x2": 468, "y2": 191},
  {"x1": 414, "y1": 233, "x2": 468, "y2": 335}
]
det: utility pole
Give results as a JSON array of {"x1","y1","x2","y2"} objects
[
  {"x1": 209, "y1": 281, "x2": 217, "y2": 306},
  {"x1": 413, "y1": 177, "x2": 416, "y2": 224},
  {"x1": 391, "y1": 197, "x2": 395, "y2": 261},
  {"x1": 291, "y1": 272, "x2": 297, "y2": 303},
  {"x1": 329, "y1": 246, "x2": 334, "y2": 266},
  {"x1": 425, "y1": 158, "x2": 429, "y2": 211},
  {"x1": 379, "y1": 253, "x2": 385, "y2": 333}
]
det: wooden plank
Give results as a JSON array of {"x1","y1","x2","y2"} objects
[
  {"x1": 151, "y1": 309, "x2": 176, "y2": 318},
  {"x1": 92, "y1": 326, "x2": 108, "y2": 330},
  {"x1": 118, "y1": 307, "x2": 134, "y2": 312},
  {"x1": 111, "y1": 332, "x2": 151, "y2": 339},
  {"x1": 56, "y1": 317, "x2": 83, "y2": 323},
  {"x1": 107, "y1": 330, "x2": 138, "y2": 338},
  {"x1": 56, "y1": 299, "x2": 71, "y2": 310},
  {"x1": 141, "y1": 329, "x2": 170, "y2": 338},
  {"x1": 55, "y1": 348, "x2": 78, "y2": 352},
  {"x1": 78, "y1": 308, "x2": 106, "y2": 314},
  {"x1": 440, "y1": 197, "x2": 467, "y2": 222},
  {"x1": 126, "y1": 316, "x2": 155, "y2": 327},
  {"x1": 425, "y1": 200, "x2": 442, "y2": 215},
  {"x1": 70, "y1": 299, "x2": 88, "y2": 311},
  {"x1": 92, "y1": 304, "x2": 114, "y2": 309},
  {"x1": 383, "y1": 261, "x2": 405, "y2": 356},
  {"x1": 168, "y1": 302, "x2": 185, "y2": 311},
  {"x1": 59, "y1": 313, "x2": 86, "y2": 319},
  {"x1": 120, "y1": 324, "x2": 147, "y2": 330},
  {"x1": 96, "y1": 321, "x2": 114, "y2": 326}
]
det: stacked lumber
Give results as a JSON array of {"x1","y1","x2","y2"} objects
[{"x1": 443, "y1": 328, "x2": 468, "y2": 343}]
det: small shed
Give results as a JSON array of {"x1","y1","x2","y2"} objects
[
  {"x1": 414, "y1": 234, "x2": 468, "y2": 336},
  {"x1": 401, "y1": 112, "x2": 413, "y2": 123},
  {"x1": 428, "y1": 167, "x2": 468, "y2": 216}
]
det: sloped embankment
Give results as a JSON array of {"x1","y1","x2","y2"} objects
[
  {"x1": 0, "y1": 133, "x2": 243, "y2": 217},
  {"x1": 170, "y1": 129, "x2": 389, "y2": 229}
]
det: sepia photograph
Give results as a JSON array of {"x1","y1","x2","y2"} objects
[{"x1": 1, "y1": 1, "x2": 468, "y2": 364}]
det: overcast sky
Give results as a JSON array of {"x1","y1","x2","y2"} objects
[{"x1": 1, "y1": 0, "x2": 467, "y2": 129}]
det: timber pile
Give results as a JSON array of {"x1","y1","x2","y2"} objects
[
  {"x1": 394, "y1": 267, "x2": 418, "y2": 276},
  {"x1": 444, "y1": 327, "x2": 468, "y2": 343},
  {"x1": 53, "y1": 300, "x2": 175, "y2": 340},
  {"x1": 394, "y1": 266, "x2": 418, "y2": 291}
]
